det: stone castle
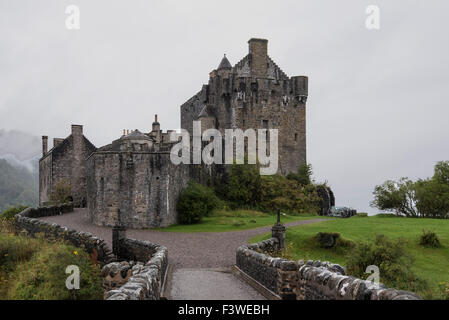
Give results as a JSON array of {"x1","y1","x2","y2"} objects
[{"x1": 39, "y1": 38, "x2": 309, "y2": 228}]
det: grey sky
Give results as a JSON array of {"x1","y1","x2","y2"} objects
[{"x1": 1, "y1": 0, "x2": 448, "y2": 213}]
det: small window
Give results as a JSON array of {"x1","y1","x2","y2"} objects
[
  {"x1": 294, "y1": 133, "x2": 298, "y2": 142},
  {"x1": 262, "y1": 120, "x2": 268, "y2": 129}
]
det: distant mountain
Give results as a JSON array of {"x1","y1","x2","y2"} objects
[
  {"x1": 0, "y1": 159, "x2": 38, "y2": 212},
  {"x1": 0, "y1": 129, "x2": 40, "y2": 212},
  {"x1": 0, "y1": 129, "x2": 40, "y2": 161}
]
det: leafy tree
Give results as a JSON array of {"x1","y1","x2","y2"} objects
[
  {"x1": 371, "y1": 161, "x2": 449, "y2": 219},
  {"x1": 50, "y1": 178, "x2": 72, "y2": 204},
  {"x1": 223, "y1": 163, "x2": 261, "y2": 207},
  {"x1": 287, "y1": 162, "x2": 313, "y2": 186},
  {"x1": 433, "y1": 161, "x2": 449, "y2": 185},
  {"x1": 370, "y1": 177, "x2": 418, "y2": 217}
]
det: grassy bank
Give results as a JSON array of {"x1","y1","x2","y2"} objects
[
  {"x1": 0, "y1": 223, "x2": 103, "y2": 300},
  {"x1": 250, "y1": 215, "x2": 449, "y2": 299},
  {"x1": 151, "y1": 209, "x2": 324, "y2": 233}
]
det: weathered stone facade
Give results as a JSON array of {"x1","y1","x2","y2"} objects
[
  {"x1": 39, "y1": 125, "x2": 96, "y2": 207},
  {"x1": 181, "y1": 38, "x2": 308, "y2": 174}
]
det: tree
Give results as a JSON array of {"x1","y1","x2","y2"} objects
[
  {"x1": 433, "y1": 161, "x2": 449, "y2": 185},
  {"x1": 50, "y1": 178, "x2": 72, "y2": 204},
  {"x1": 223, "y1": 162, "x2": 261, "y2": 207},
  {"x1": 287, "y1": 162, "x2": 313, "y2": 186},
  {"x1": 371, "y1": 161, "x2": 449, "y2": 219},
  {"x1": 370, "y1": 177, "x2": 418, "y2": 217}
]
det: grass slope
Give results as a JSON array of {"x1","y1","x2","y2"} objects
[
  {"x1": 151, "y1": 209, "x2": 323, "y2": 233},
  {"x1": 250, "y1": 215, "x2": 449, "y2": 299}
]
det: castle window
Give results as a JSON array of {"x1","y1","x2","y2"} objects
[
  {"x1": 295, "y1": 133, "x2": 298, "y2": 142},
  {"x1": 262, "y1": 120, "x2": 268, "y2": 129}
]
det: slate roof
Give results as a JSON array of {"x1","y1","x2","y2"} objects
[{"x1": 217, "y1": 54, "x2": 232, "y2": 70}]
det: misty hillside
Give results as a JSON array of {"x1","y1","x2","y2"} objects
[
  {"x1": 0, "y1": 129, "x2": 40, "y2": 212},
  {"x1": 0, "y1": 159, "x2": 38, "y2": 211}
]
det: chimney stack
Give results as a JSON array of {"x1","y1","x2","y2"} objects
[
  {"x1": 53, "y1": 138, "x2": 64, "y2": 148},
  {"x1": 42, "y1": 136, "x2": 48, "y2": 157},
  {"x1": 71, "y1": 124, "x2": 83, "y2": 137},
  {"x1": 152, "y1": 114, "x2": 160, "y2": 132},
  {"x1": 248, "y1": 38, "x2": 268, "y2": 78}
]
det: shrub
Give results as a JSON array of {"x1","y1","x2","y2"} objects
[
  {"x1": 314, "y1": 232, "x2": 353, "y2": 249},
  {"x1": 220, "y1": 163, "x2": 261, "y2": 208},
  {"x1": 346, "y1": 235, "x2": 429, "y2": 294},
  {"x1": 259, "y1": 175, "x2": 320, "y2": 214},
  {"x1": 7, "y1": 241, "x2": 103, "y2": 300},
  {"x1": 419, "y1": 230, "x2": 440, "y2": 248},
  {"x1": 177, "y1": 181, "x2": 221, "y2": 224},
  {"x1": 438, "y1": 282, "x2": 449, "y2": 300},
  {"x1": 0, "y1": 205, "x2": 28, "y2": 221},
  {"x1": 50, "y1": 178, "x2": 72, "y2": 204},
  {"x1": 287, "y1": 162, "x2": 313, "y2": 186}
]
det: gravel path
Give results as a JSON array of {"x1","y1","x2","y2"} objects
[
  {"x1": 41, "y1": 209, "x2": 327, "y2": 299},
  {"x1": 41, "y1": 208, "x2": 327, "y2": 270}
]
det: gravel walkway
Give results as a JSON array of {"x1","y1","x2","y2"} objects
[{"x1": 40, "y1": 208, "x2": 327, "y2": 270}]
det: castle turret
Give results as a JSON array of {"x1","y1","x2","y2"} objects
[
  {"x1": 217, "y1": 54, "x2": 232, "y2": 70},
  {"x1": 291, "y1": 76, "x2": 308, "y2": 103},
  {"x1": 248, "y1": 38, "x2": 268, "y2": 78}
]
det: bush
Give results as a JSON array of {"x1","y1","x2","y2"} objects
[
  {"x1": 0, "y1": 205, "x2": 28, "y2": 221},
  {"x1": 438, "y1": 282, "x2": 449, "y2": 300},
  {"x1": 177, "y1": 181, "x2": 221, "y2": 224},
  {"x1": 220, "y1": 163, "x2": 261, "y2": 208},
  {"x1": 287, "y1": 162, "x2": 313, "y2": 186},
  {"x1": 50, "y1": 178, "x2": 72, "y2": 204},
  {"x1": 7, "y1": 241, "x2": 102, "y2": 300},
  {"x1": 259, "y1": 175, "x2": 320, "y2": 214},
  {"x1": 346, "y1": 235, "x2": 429, "y2": 294},
  {"x1": 314, "y1": 232, "x2": 353, "y2": 249},
  {"x1": 419, "y1": 230, "x2": 440, "y2": 248}
]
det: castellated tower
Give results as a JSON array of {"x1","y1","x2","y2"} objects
[{"x1": 181, "y1": 38, "x2": 308, "y2": 174}]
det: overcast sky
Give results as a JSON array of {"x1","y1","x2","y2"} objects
[{"x1": 1, "y1": 0, "x2": 448, "y2": 213}]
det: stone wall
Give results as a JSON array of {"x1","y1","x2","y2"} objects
[
  {"x1": 86, "y1": 151, "x2": 190, "y2": 228},
  {"x1": 14, "y1": 204, "x2": 114, "y2": 264},
  {"x1": 105, "y1": 228, "x2": 168, "y2": 300},
  {"x1": 236, "y1": 238, "x2": 422, "y2": 300},
  {"x1": 14, "y1": 205, "x2": 167, "y2": 300}
]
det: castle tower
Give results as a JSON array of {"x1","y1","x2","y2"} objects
[{"x1": 180, "y1": 38, "x2": 309, "y2": 174}]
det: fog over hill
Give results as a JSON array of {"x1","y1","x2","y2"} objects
[
  {"x1": 0, "y1": 129, "x2": 40, "y2": 172},
  {"x1": 0, "y1": 129, "x2": 39, "y2": 211}
]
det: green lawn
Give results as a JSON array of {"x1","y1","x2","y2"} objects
[
  {"x1": 151, "y1": 209, "x2": 323, "y2": 233},
  {"x1": 250, "y1": 215, "x2": 449, "y2": 299}
]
